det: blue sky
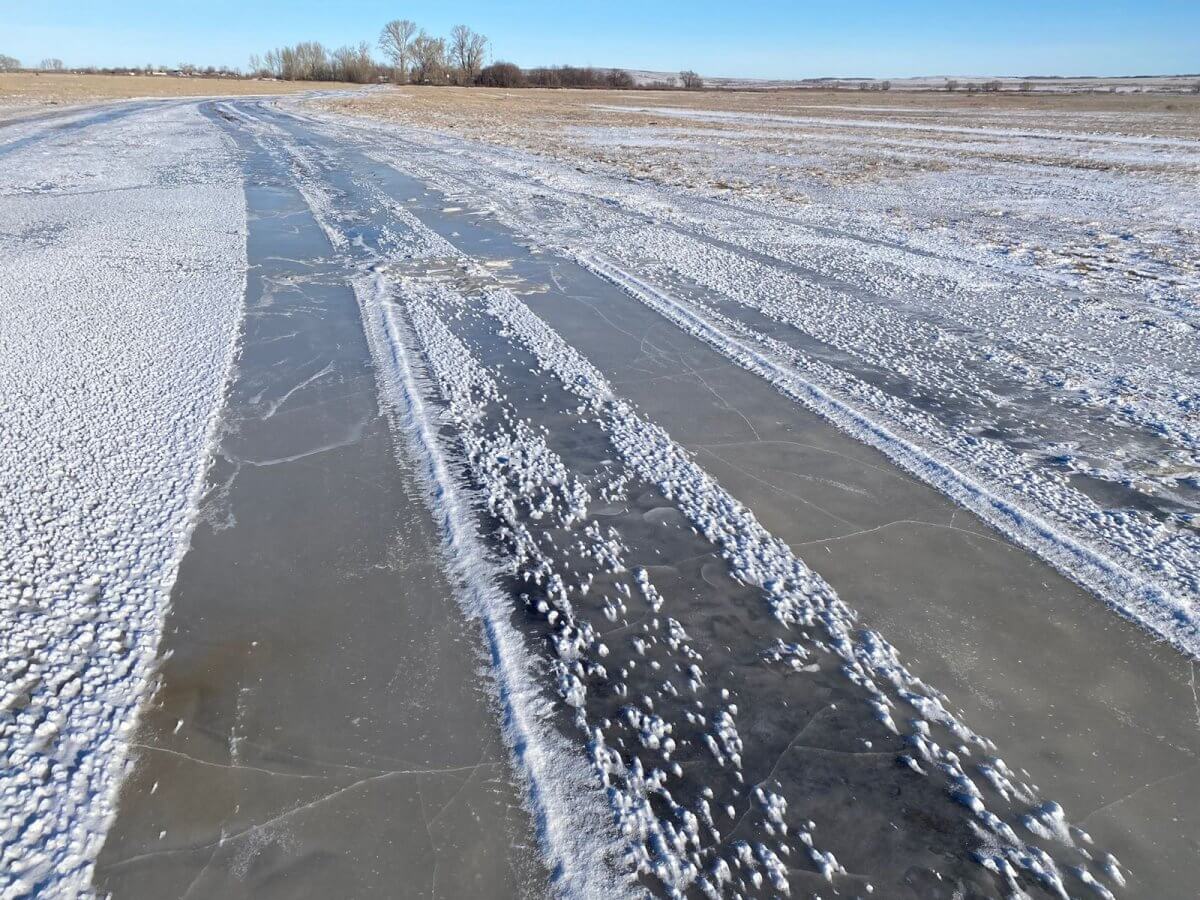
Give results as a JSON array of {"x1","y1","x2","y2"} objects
[{"x1": 2, "y1": 1, "x2": 1198, "y2": 78}]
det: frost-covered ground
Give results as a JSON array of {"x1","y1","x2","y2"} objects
[
  {"x1": 313, "y1": 92, "x2": 1200, "y2": 657},
  {"x1": 0, "y1": 104, "x2": 245, "y2": 894},
  {"x1": 4, "y1": 88, "x2": 1197, "y2": 899}
]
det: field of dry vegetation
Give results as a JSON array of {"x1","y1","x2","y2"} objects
[
  {"x1": 0, "y1": 72, "x2": 356, "y2": 120},
  {"x1": 318, "y1": 83, "x2": 1200, "y2": 139},
  {"x1": 312, "y1": 84, "x2": 1200, "y2": 199}
]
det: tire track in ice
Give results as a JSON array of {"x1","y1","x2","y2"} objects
[
  {"x1": 223, "y1": 102, "x2": 632, "y2": 899},
  {"x1": 573, "y1": 253, "x2": 1200, "y2": 658}
]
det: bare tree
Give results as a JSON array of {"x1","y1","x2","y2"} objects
[
  {"x1": 264, "y1": 42, "x2": 331, "y2": 81},
  {"x1": 410, "y1": 33, "x2": 448, "y2": 85},
  {"x1": 476, "y1": 61, "x2": 524, "y2": 88},
  {"x1": 1192, "y1": 80, "x2": 1200, "y2": 94},
  {"x1": 879, "y1": 80, "x2": 891, "y2": 91},
  {"x1": 680, "y1": 70, "x2": 703, "y2": 90},
  {"x1": 0, "y1": 54, "x2": 19, "y2": 72},
  {"x1": 945, "y1": 79, "x2": 959, "y2": 92},
  {"x1": 39, "y1": 58, "x2": 64, "y2": 71},
  {"x1": 294, "y1": 42, "x2": 331, "y2": 80},
  {"x1": 332, "y1": 42, "x2": 376, "y2": 84},
  {"x1": 379, "y1": 19, "x2": 417, "y2": 83},
  {"x1": 450, "y1": 25, "x2": 488, "y2": 85},
  {"x1": 606, "y1": 68, "x2": 634, "y2": 89},
  {"x1": 1019, "y1": 80, "x2": 1033, "y2": 92}
]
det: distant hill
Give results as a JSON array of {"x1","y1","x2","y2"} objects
[{"x1": 625, "y1": 70, "x2": 1200, "y2": 93}]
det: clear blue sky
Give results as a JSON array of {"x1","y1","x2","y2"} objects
[{"x1": 2, "y1": 1, "x2": 1197, "y2": 78}]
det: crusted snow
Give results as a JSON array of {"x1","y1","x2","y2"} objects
[{"x1": 0, "y1": 104, "x2": 246, "y2": 896}]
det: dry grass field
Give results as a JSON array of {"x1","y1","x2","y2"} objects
[
  {"x1": 312, "y1": 84, "x2": 1200, "y2": 200},
  {"x1": 319, "y1": 83, "x2": 1200, "y2": 142},
  {"x1": 0, "y1": 72, "x2": 359, "y2": 120}
]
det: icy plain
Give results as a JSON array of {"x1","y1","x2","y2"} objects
[
  {"x1": 1, "y1": 89, "x2": 1198, "y2": 900},
  {"x1": 226, "y1": 96, "x2": 1196, "y2": 898}
]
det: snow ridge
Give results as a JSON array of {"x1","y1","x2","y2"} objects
[{"x1": 358, "y1": 273, "x2": 631, "y2": 898}]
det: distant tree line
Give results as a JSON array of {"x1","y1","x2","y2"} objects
[
  {"x1": 6, "y1": 17, "x2": 707, "y2": 89},
  {"x1": 7, "y1": 18, "x2": 712, "y2": 90},
  {"x1": 250, "y1": 19, "x2": 706, "y2": 90},
  {"x1": 0, "y1": 57, "x2": 246, "y2": 78},
  {"x1": 249, "y1": 42, "x2": 380, "y2": 84},
  {"x1": 946, "y1": 79, "x2": 1003, "y2": 93}
]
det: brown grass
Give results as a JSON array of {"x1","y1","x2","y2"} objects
[
  {"x1": 317, "y1": 84, "x2": 1200, "y2": 142},
  {"x1": 0, "y1": 72, "x2": 362, "y2": 119},
  {"x1": 310, "y1": 84, "x2": 1200, "y2": 200}
]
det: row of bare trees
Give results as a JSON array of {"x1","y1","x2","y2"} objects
[
  {"x1": 257, "y1": 20, "x2": 704, "y2": 91},
  {"x1": 516, "y1": 67, "x2": 701, "y2": 90},
  {"x1": 249, "y1": 42, "x2": 379, "y2": 83},
  {"x1": 250, "y1": 22, "x2": 490, "y2": 85},
  {"x1": 524, "y1": 66, "x2": 628, "y2": 88},
  {"x1": 945, "y1": 79, "x2": 1004, "y2": 93},
  {"x1": 377, "y1": 20, "x2": 488, "y2": 85}
]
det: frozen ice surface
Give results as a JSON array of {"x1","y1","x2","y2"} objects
[
  {"x1": 228, "y1": 101, "x2": 1155, "y2": 897},
  {"x1": 301, "y1": 97, "x2": 1200, "y2": 657},
  {"x1": 0, "y1": 104, "x2": 245, "y2": 895}
]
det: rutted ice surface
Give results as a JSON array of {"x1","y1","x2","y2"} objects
[
  {"x1": 0, "y1": 104, "x2": 246, "y2": 896},
  {"x1": 219, "y1": 103, "x2": 631, "y2": 897},
  {"x1": 295, "y1": 99, "x2": 1200, "y2": 657},
  {"x1": 0, "y1": 106, "x2": 119, "y2": 151},
  {"x1": 232, "y1": 105, "x2": 1134, "y2": 898}
]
